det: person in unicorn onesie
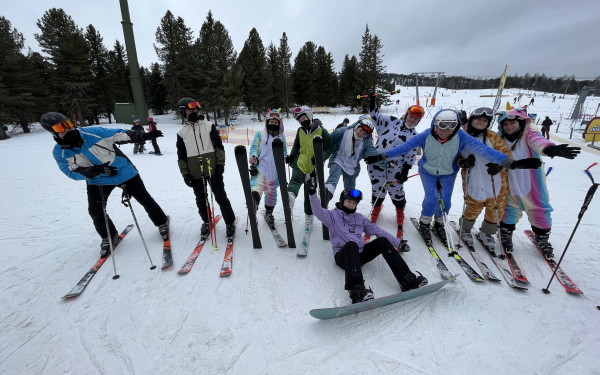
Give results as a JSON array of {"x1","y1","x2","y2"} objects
[{"x1": 490, "y1": 108, "x2": 581, "y2": 259}]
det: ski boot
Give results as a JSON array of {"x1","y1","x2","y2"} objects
[
  {"x1": 363, "y1": 205, "x2": 383, "y2": 243},
  {"x1": 400, "y1": 271, "x2": 428, "y2": 292},
  {"x1": 499, "y1": 227, "x2": 514, "y2": 254},
  {"x1": 158, "y1": 220, "x2": 169, "y2": 240},
  {"x1": 225, "y1": 221, "x2": 236, "y2": 240},
  {"x1": 200, "y1": 222, "x2": 211, "y2": 239},
  {"x1": 478, "y1": 230, "x2": 496, "y2": 250},
  {"x1": 349, "y1": 285, "x2": 375, "y2": 304},
  {"x1": 264, "y1": 210, "x2": 275, "y2": 228},
  {"x1": 433, "y1": 221, "x2": 448, "y2": 247},
  {"x1": 418, "y1": 221, "x2": 433, "y2": 244},
  {"x1": 396, "y1": 208, "x2": 405, "y2": 239},
  {"x1": 100, "y1": 233, "x2": 120, "y2": 258},
  {"x1": 397, "y1": 240, "x2": 411, "y2": 252},
  {"x1": 535, "y1": 233, "x2": 554, "y2": 259}
]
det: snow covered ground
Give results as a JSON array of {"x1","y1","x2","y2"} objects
[{"x1": 1, "y1": 87, "x2": 599, "y2": 374}]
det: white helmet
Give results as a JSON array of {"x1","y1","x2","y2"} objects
[{"x1": 433, "y1": 110, "x2": 459, "y2": 130}]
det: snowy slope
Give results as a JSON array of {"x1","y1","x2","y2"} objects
[{"x1": 1, "y1": 88, "x2": 599, "y2": 375}]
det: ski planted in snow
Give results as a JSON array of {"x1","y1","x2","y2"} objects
[
  {"x1": 161, "y1": 215, "x2": 172, "y2": 269},
  {"x1": 472, "y1": 229, "x2": 528, "y2": 290},
  {"x1": 430, "y1": 223, "x2": 484, "y2": 282},
  {"x1": 524, "y1": 230, "x2": 582, "y2": 294},
  {"x1": 177, "y1": 216, "x2": 221, "y2": 274},
  {"x1": 297, "y1": 216, "x2": 313, "y2": 257},
  {"x1": 310, "y1": 276, "x2": 457, "y2": 320},
  {"x1": 410, "y1": 218, "x2": 453, "y2": 280},
  {"x1": 450, "y1": 221, "x2": 500, "y2": 281},
  {"x1": 272, "y1": 137, "x2": 296, "y2": 248},
  {"x1": 63, "y1": 225, "x2": 134, "y2": 298},
  {"x1": 234, "y1": 145, "x2": 261, "y2": 249},
  {"x1": 312, "y1": 136, "x2": 329, "y2": 240}
]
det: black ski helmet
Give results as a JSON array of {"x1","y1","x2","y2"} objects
[
  {"x1": 339, "y1": 189, "x2": 363, "y2": 204},
  {"x1": 178, "y1": 97, "x2": 199, "y2": 116},
  {"x1": 40, "y1": 112, "x2": 69, "y2": 136}
]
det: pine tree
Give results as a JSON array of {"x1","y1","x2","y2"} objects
[
  {"x1": 85, "y1": 25, "x2": 112, "y2": 124},
  {"x1": 314, "y1": 46, "x2": 337, "y2": 106},
  {"x1": 147, "y1": 63, "x2": 168, "y2": 115},
  {"x1": 291, "y1": 41, "x2": 317, "y2": 106},
  {"x1": 358, "y1": 25, "x2": 386, "y2": 112},
  {"x1": 277, "y1": 32, "x2": 292, "y2": 116},
  {"x1": 107, "y1": 40, "x2": 132, "y2": 104},
  {"x1": 339, "y1": 54, "x2": 361, "y2": 109},
  {"x1": 237, "y1": 28, "x2": 270, "y2": 120},
  {"x1": 266, "y1": 42, "x2": 280, "y2": 108}
]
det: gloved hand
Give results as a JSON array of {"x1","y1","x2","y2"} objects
[
  {"x1": 304, "y1": 173, "x2": 317, "y2": 195},
  {"x1": 364, "y1": 153, "x2": 387, "y2": 165},
  {"x1": 544, "y1": 144, "x2": 581, "y2": 159},
  {"x1": 183, "y1": 174, "x2": 193, "y2": 187},
  {"x1": 486, "y1": 163, "x2": 503, "y2": 176},
  {"x1": 369, "y1": 92, "x2": 377, "y2": 112},
  {"x1": 143, "y1": 130, "x2": 163, "y2": 140},
  {"x1": 285, "y1": 155, "x2": 295, "y2": 165},
  {"x1": 311, "y1": 156, "x2": 316, "y2": 166},
  {"x1": 75, "y1": 162, "x2": 117, "y2": 179},
  {"x1": 509, "y1": 158, "x2": 542, "y2": 170},
  {"x1": 458, "y1": 154, "x2": 476, "y2": 169},
  {"x1": 249, "y1": 165, "x2": 259, "y2": 176},
  {"x1": 215, "y1": 164, "x2": 224, "y2": 176},
  {"x1": 394, "y1": 164, "x2": 411, "y2": 184}
]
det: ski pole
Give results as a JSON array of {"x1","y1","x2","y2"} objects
[
  {"x1": 356, "y1": 89, "x2": 401, "y2": 99},
  {"x1": 98, "y1": 184, "x2": 120, "y2": 279},
  {"x1": 542, "y1": 177, "x2": 599, "y2": 293},
  {"x1": 490, "y1": 174, "x2": 504, "y2": 257},
  {"x1": 120, "y1": 186, "x2": 157, "y2": 270},
  {"x1": 199, "y1": 157, "x2": 215, "y2": 247},
  {"x1": 206, "y1": 159, "x2": 218, "y2": 250},
  {"x1": 456, "y1": 168, "x2": 471, "y2": 249},
  {"x1": 436, "y1": 180, "x2": 456, "y2": 252}
]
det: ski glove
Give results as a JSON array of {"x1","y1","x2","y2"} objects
[
  {"x1": 304, "y1": 173, "x2": 317, "y2": 195},
  {"x1": 183, "y1": 174, "x2": 193, "y2": 187},
  {"x1": 394, "y1": 164, "x2": 412, "y2": 184},
  {"x1": 458, "y1": 154, "x2": 476, "y2": 169},
  {"x1": 215, "y1": 164, "x2": 224, "y2": 176},
  {"x1": 75, "y1": 162, "x2": 117, "y2": 179},
  {"x1": 508, "y1": 158, "x2": 542, "y2": 170},
  {"x1": 544, "y1": 144, "x2": 581, "y2": 159},
  {"x1": 143, "y1": 130, "x2": 163, "y2": 140},
  {"x1": 486, "y1": 163, "x2": 503, "y2": 176},
  {"x1": 285, "y1": 155, "x2": 295, "y2": 165},
  {"x1": 249, "y1": 165, "x2": 259, "y2": 176},
  {"x1": 364, "y1": 153, "x2": 387, "y2": 165},
  {"x1": 369, "y1": 92, "x2": 377, "y2": 112}
]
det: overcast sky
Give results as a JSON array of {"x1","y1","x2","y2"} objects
[{"x1": 3, "y1": 0, "x2": 599, "y2": 79}]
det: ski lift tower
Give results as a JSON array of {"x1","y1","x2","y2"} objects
[{"x1": 411, "y1": 72, "x2": 444, "y2": 107}]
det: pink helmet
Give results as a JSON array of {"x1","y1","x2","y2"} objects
[{"x1": 147, "y1": 117, "x2": 154, "y2": 122}]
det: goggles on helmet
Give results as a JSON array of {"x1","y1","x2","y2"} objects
[
  {"x1": 51, "y1": 119, "x2": 75, "y2": 133},
  {"x1": 358, "y1": 124, "x2": 373, "y2": 134},
  {"x1": 344, "y1": 189, "x2": 363, "y2": 201},
  {"x1": 292, "y1": 107, "x2": 304, "y2": 116},
  {"x1": 407, "y1": 105, "x2": 425, "y2": 118},
  {"x1": 471, "y1": 107, "x2": 494, "y2": 118},
  {"x1": 436, "y1": 121, "x2": 459, "y2": 130},
  {"x1": 267, "y1": 109, "x2": 281, "y2": 119},
  {"x1": 185, "y1": 101, "x2": 201, "y2": 110}
]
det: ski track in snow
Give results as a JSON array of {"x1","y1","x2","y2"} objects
[{"x1": 1, "y1": 87, "x2": 600, "y2": 374}]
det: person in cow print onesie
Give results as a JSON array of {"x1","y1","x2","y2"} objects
[{"x1": 365, "y1": 92, "x2": 424, "y2": 242}]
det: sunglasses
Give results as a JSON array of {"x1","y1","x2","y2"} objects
[
  {"x1": 407, "y1": 106, "x2": 425, "y2": 118},
  {"x1": 471, "y1": 107, "x2": 494, "y2": 117},
  {"x1": 51, "y1": 119, "x2": 75, "y2": 133},
  {"x1": 186, "y1": 101, "x2": 201, "y2": 110},
  {"x1": 436, "y1": 121, "x2": 458, "y2": 130}
]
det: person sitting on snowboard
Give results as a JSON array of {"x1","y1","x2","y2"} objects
[
  {"x1": 365, "y1": 109, "x2": 542, "y2": 246},
  {"x1": 492, "y1": 108, "x2": 581, "y2": 259},
  {"x1": 40, "y1": 112, "x2": 168, "y2": 258},
  {"x1": 248, "y1": 109, "x2": 288, "y2": 227},
  {"x1": 306, "y1": 174, "x2": 427, "y2": 304}
]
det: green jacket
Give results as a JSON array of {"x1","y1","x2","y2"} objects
[{"x1": 288, "y1": 125, "x2": 333, "y2": 174}]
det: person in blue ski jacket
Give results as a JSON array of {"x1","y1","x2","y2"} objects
[
  {"x1": 40, "y1": 112, "x2": 168, "y2": 258},
  {"x1": 365, "y1": 109, "x2": 541, "y2": 245},
  {"x1": 324, "y1": 115, "x2": 379, "y2": 202},
  {"x1": 306, "y1": 175, "x2": 427, "y2": 304}
]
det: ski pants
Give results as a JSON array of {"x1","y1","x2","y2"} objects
[
  {"x1": 419, "y1": 170, "x2": 457, "y2": 219},
  {"x1": 250, "y1": 171, "x2": 279, "y2": 207},
  {"x1": 190, "y1": 174, "x2": 236, "y2": 225},
  {"x1": 463, "y1": 189, "x2": 509, "y2": 227},
  {"x1": 133, "y1": 142, "x2": 145, "y2": 153},
  {"x1": 325, "y1": 163, "x2": 358, "y2": 195},
  {"x1": 367, "y1": 160, "x2": 407, "y2": 208},
  {"x1": 502, "y1": 191, "x2": 553, "y2": 231},
  {"x1": 288, "y1": 166, "x2": 317, "y2": 215},
  {"x1": 150, "y1": 139, "x2": 161, "y2": 154},
  {"x1": 87, "y1": 174, "x2": 167, "y2": 239},
  {"x1": 334, "y1": 237, "x2": 411, "y2": 290}
]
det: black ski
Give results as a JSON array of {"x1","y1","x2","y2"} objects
[
  {"x1": 272, "y1": 137, "x2": 296, "y2": 248},
  {"x1": 312, "y1": 135, "x2": 329, "y2": 240},
  {"x1": 410, "y1": 218, "x2": 453, "y2": 280},
  {"x1": 161, "y1": 215, "x2": 172, "y2": 269},
  {"x1": 64, "y1": 225, "x2": 134, "y2": 298},
  {"x1": 234, "y1": 145, "x2": 261, "y2": 249},
  {"x1": 450, "y1": 221, "x2": 500, "y2": 281}
]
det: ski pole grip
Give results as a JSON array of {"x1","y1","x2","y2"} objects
[{"x1": 579, "y1": 183, "x2": 599, "y2": 219}]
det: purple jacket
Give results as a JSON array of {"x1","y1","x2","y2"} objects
[{"x1": 309, "y1": 193, "x2": 402, "y2": 256}]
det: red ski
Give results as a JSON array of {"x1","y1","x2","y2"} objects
[{"x1": 177, "y1": 216, "x2": 221, "y2": 274}]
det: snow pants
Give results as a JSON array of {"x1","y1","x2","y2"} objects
[
  {"x1": 334, "y1": 237, "x2": 411, "y2": 290},
  {"x1": 502, "y1": 191, "x2": 553, "y2": 231},
  {"x1": 87, "y1": 174, "x2": 167, "y2": 239},
  {"x1": 190, "y1": 174, "x2": 236, "y2": 226},
  {"x1": 325, "y1": 163, "x2": 359, "y2": 195},
  {"x1": 419, "y1": 170, "x2": 457, "y2": 219},
  {"x1": 367, "y1": 160, "x2": 407, "y2": 208},
  {"x1": 288, "y1": 166, "x2": 317, "y2": 215},
  {"x1": 250, "y1": 171, "x2": 279, "y2": 207}
]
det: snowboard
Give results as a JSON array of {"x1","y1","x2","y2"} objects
[{"x1": 309, "y1": 276, "x2": 457, "y2": 320}]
